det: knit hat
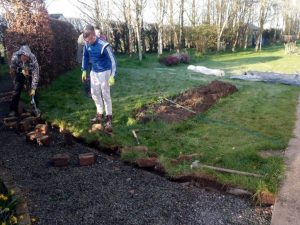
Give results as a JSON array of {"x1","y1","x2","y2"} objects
[{"x1": 18, "y1": 45, "x2": 32, "y2": 57}]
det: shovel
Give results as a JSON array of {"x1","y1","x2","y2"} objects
[{"x1": 31, "y1": 96, "x2": 41, "y2": 117}]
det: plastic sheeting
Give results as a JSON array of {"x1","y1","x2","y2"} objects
[
  {"x1": 230, "y1": 71, "x2": 300, "y2": 86},
  {"x1": 187, "y1": 65, "x2": 225, "y2": 77}
]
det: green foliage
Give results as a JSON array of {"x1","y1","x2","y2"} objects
[
  {"x1": 5, "y1": 0, "x2": 54, "y2": 85},
  {"x1": 192, "y1": 24, "x2": 218, "y2": 53},
  {"x1": 4, "y1": 0, "x2": 77, "y2": 86},
  {"x1": 49, "y1": 19, "x2": 78, "y2": 76},
  {"x1": 40, "y1": 45, "x2": 300, "y2": 193},
  {"x1": 0, "y1": 181, "x2": 19, "y2": 225}
]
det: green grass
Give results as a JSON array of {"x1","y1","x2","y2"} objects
[{"x1": 40, "y1": 44, "x2": 300, "y2": 193}]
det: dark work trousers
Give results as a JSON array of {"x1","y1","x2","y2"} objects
[{"x1": 10, "y1": 73, "x2": 38, "y2": 114}]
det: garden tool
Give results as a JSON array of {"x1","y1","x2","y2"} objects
[
  {"x1": 31, "y1": 96, "x2": 41, "y2": 117},
  {"x1": 132, "y1": 129, "x2": 140, "y2": 145}
]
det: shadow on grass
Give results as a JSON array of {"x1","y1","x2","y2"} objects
[{"x1": 213, "y1": 56, "x2": 282, "y2": 65}]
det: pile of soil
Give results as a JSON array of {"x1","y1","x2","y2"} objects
[{"x1": 136, "y1": 80, "x2": 238, "y2": 123}]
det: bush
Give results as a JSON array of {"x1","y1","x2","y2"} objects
[
  {"x1": 192, "y1": 24, "x2": 218, "y2": 53},
  {"x1": 4, "y1": 0, "x2": 77, "y2": 86},
  {"x1": 0, "y1": 181, "x2": 19, "y2": 225},
  {"x1": 178, "y1": 53, "x2": 190, "y2": 64},
  {"x1": 5, "y1": 0, "x2": 54, "y2": 85},
  {"x1": 158, "y1": 53, "x2": 190, "y2": 66},
  {"x1": 164, "y1": 55, "x2": 180, "y2": 66},
  {"x1": 49, "y1": 18, "x2": 78, "y2": 76}
]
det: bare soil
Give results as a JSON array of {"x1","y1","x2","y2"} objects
[{"x1": 136, "y1": 80, "x2": 237, "y2": 123}]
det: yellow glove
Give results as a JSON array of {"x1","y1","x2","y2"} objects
[
  {"x1": 82, "y1": 71, "x2": 87, "y2": 82},
  {"x1": 30, "y1": 89, "x2": 36, "y2": 96},
  {"x1": 108, "y1": 76, "x2": 115, "y2": 86},
  {"x1": 22, "y1": 68, "x2": 29, "y2": 76}
]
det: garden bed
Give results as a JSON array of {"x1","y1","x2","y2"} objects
[{"x1": 135, "y1": 80, "x2": 237, "y2": 123}]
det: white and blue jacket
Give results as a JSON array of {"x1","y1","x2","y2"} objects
[{"x1": 82, "y1": 38, "x2": 117, "y2": 77}]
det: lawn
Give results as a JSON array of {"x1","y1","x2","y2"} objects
[{"x1": 39, "y1": 44, "x2": 300, "y2": 194}]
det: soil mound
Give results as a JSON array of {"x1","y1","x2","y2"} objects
[{"x1": 136, "y1": 80, "x2": 237, "y2": 123}]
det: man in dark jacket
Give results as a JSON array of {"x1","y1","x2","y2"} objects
[{"x1": 9, "y1": 45, "x2": 39, "y2": 116}]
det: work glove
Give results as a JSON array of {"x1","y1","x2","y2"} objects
[
  {"x1": 30, "y1": 89, "x2": 36, "y2": 96},
  {"x1": 22, "y1": 68, "x2": 29, "y2": 76},
  {"x1": 82, "y1": 71, "x2": 87, "y2": 82},
  {"x1": 108, "y1": 76, "x2": 115, "y2": 86}
]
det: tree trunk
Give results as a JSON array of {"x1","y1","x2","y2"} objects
[
  {"x1": 216, "y1": 0, "x2": 231, "y2": 52},
  {"x1": 179, "y1": 0, "x2": 184, "y2": 50},
  {"x1": 134, "y1": 0, "x2": 144, "y2": 61},
  {"x1": 168, "y1": 0, "x2": 174, "y2": 51},
  {"x1": 157, "y1": 0, "x2": 166, "y2": 55},
  {"x1": 255, "y1": 0, "x2": 269, "y2": 52}
]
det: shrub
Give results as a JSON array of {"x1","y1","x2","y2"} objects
[
  {"x1": 49, "y1": 18, "x2": 78, "y2": 76},
  {"x1": 5, "y1": 0, "x2": 54, "y2": 85},
  {"x1": 192, "y1": 24, "x2": 218, "y2": 53},
  {"x1": 178, "y1": 53, "x2": 190, "y2": 64},
  {"x1": 158, "y1": 53, "x2": 190, "y2": 66},
  {"x1": 164, "y1": 55, "x2": 180, "y2": 66},
  {"x1": 4, "y1": 0, "x2": 77, "y2": 86},
  {"x1": 0, "y1": 181, "x2": 19, "y2": 225}
]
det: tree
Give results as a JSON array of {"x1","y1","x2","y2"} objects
[
  {"x1": 255, "y1": 0, "x2": 270, "y2": 51},
  {"x1": 132, "y1": 0, "x2": 146, "y2": 61},
  {"x1": 216, "y1": 0, "x2": 232, "y2": 52},
  {"x1": 179, "y1": 0, "x2": 185, "y2": 50}
]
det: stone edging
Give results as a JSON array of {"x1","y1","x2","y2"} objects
[{"x1": 0, "y1": 169, "x2": 31, "y2": 225}]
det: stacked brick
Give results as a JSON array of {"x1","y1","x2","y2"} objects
[
  {"x1": 3, "y1": 113, "x2": 96, "y2": 168},
  {"x1": 2, "y1": 113, "x2": 51, "y2": 146}
]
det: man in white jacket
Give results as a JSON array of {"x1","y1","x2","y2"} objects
[{"x1": 82, "y1": 25, "x2": 117, "y2": 132}]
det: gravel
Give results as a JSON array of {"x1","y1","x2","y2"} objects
[{"x1": 0, "y1": 74, "x2": 271, "y2": 225}]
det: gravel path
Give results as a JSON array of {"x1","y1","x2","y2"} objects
[{"x1": 0, "y1": 73, "x2": 270, "y2": 225}]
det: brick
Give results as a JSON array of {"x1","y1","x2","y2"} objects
[
  {"x1": 20, "y1": 112, "x2": 32, "y2": 119},
  {"x1": 79, "y1": 152, "x2": 95, "y2": 166},
  {"x1": 19, "y1": 120, "x2": 33, "y2": 132},
  {"x1": 52, "y1": 153, "x2": 70, "y2": 167},
  {"x1": 26, "y1": 131, "x2": 37, "y2": 142},
  {"x1": 26, "y1": 132, "x2": 44, "y2": 143},
  {"x1": 35, "y1": 124, "x2": 48, "y2": 135},
  {"x1": 4, "y1": 120, "x2": 18, "y2": 129},
  {"x1": 3, "y1": 116, "x2": 18, "y2": 123},
  {"x1": 22, "y1": 116, "x2": 38, "y2": 127},
  {"x1": 136, "y1": 157, "x2": 158, "y2": 168},
  {"x1": 36, "y1": 135, "x2": 51, "y2": 146}
]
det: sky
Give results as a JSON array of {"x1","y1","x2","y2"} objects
[
  {"x1": 45, "y1": 0, "x2": 158, "y2": 22},
  {"x1": 46, "y1": 0, "x2": 80, "y2": 18}
]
